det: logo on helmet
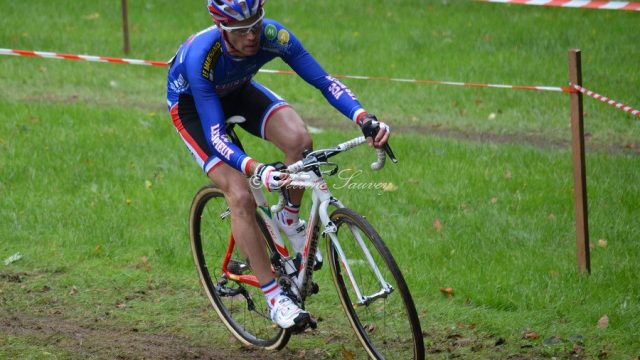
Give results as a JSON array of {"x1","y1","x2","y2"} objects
[{"x1": 207, "y1": 0, "x2": 263, "y2": 24}]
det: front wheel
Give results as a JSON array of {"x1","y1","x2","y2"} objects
[{"x1": 327, "y1": 208, "x2": 424, "y2": 359}]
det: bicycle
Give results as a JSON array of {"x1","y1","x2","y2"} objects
[{"x1": 188, "y1": 119, "x2": 424, "y2": 359}]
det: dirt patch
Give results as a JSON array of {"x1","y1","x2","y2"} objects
[
  {"x1": 0, "y1": 312, "x2": 304, "y2": 360},
  {"x1": 0, "y1": 272, "x2": 27, "y2": 283},
  {"x1": 0, "y1": 271, "x2": 575, "y2": 359}
]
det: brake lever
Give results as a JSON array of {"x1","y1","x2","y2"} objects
[{"x1": 383, "y1": 143, "x2": 398, "y2": 163}]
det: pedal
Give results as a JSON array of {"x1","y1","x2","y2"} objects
[{"x1": 290, "y1": 314, "x2": 317, "y2": 334}]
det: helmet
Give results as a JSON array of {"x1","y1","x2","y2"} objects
[{"x1": 207, "y1": 0, "x2": 264, "y2": 24}]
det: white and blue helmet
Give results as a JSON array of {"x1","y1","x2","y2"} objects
[{"x1": 207, "y1": 0, "x2": 264, "y2": 24}]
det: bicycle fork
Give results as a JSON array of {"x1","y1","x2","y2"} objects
[{"x1": 321, "y1": 205, "x2": 394, "y2": 306}]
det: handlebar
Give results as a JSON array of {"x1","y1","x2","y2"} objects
[
  {"x1": 287, "y1": 135, "x2": 396, "y2": 174},
  {"x1": 269, "y1": 136, "x2": 397, "y2": 213}
]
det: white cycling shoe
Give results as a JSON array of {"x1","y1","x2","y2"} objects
[
  {"x1": 279, "y1": 219, "x2": 323, "y2": 270},
  {"x1": 270, "y1": 295, "x2": 310, "y2": 330}
]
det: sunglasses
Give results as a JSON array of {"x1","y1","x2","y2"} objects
[{"x1": 219, "y1": 8, "x2": 265, "y2": 36}]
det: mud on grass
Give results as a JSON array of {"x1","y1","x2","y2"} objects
[
  {"x1": 0, "y1": 270, "x2": 591, "y2": 359},
  {"x1": 0, "y1": 270, "x2": 309, "y2": 360}
]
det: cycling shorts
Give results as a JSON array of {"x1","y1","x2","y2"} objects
[{"x1": 171, "y1": 81, "x2": 290, "y2": 175}]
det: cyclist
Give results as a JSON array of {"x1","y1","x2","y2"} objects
[{"x1": 166, "y1": 0, "x2": 390, "y2": 331}]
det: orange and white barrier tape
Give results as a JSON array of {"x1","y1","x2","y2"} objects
[
  {"x1": 571, "y1": 83, "x2": 640, "y2": 118},
  {"x1": 0, "y1": 48, "x2": 168, "y2": 67},
  {"x1": 4, "y1": 48, "x2": 637, "y2": 118},
  {"x1": 260, "y1": 68, "x2": 576, "y2": 93},
  {"x1": 478, "y1": 0, "x2": 640, "y2": 11},
  {"x1": 0, "y1": 47, "x2": 576, "y2": 93}
]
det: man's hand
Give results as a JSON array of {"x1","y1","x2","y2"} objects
[
  {"x1": 360, "y1": 114, "x2": 390, "y2": 149},
  {"x1": 253, "y1": 163, "x2": 290, "y2": 192}
]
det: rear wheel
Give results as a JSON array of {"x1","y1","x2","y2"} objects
[
  {"x1": 327, "y1": 208, "x2": 424, "y2": 359},
  {"x1": 189, "y1": 184, "x2": 290, "y2": 350}
]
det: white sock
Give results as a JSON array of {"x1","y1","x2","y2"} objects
[{"x1": 261, "y1": 279, "x2": 282, "y2": 309}]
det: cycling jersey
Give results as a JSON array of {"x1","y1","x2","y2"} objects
[{"x1": 167, "y1": 19, "x2": 366, "y2": 175}]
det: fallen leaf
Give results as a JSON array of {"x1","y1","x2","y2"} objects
[
  {"x1": 144, "y1": 180, "x2": 153, "y2": 189},
  {"x1": 597, "y1": 315, "x2": 609, "y2": 329},
  {"x1": 136, "y1": 256, "x2": 152, "y2": 272},
  {"x1": 572, "y1": 344, "x2": 584, "y2": 355},
  {"x1": 490, "y1": 197, "x2": 498, "y2": 204},
  {"x1": 597, "y1": 239, "x2": 607, "y2": 248},
  {"x1": 440, "y1": 287, "x2": 454, "y2": 297},
  {"x1": 364, "y1": 323, "x2": 377, "y2": 334},
  {"x1": 433, "y1": 219, "x2": 443, "y2": 233},
  {"x1": 523, "y1": 331, "x2": 539, "y2": 340},
  {"x1": 341, "y1": 345, "x2": 354, "y2": 360}
]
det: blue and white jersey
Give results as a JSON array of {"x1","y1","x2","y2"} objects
[{"x1": 167, "y1": 19, "x2": 365, "y2": 174}]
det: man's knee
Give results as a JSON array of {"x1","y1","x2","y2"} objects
[
  {"x1": 225, "y1": 186, "x2": 255, "y2": 216},
  {"x1": 287, "y1": 129, "x2": 312, "y2": 157}
]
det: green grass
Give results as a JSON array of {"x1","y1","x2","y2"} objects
[{"x1": 1, "y1": 0, "x2": 639, "y2": 359}]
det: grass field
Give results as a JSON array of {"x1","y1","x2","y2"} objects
[{"x1": 1, "y1": 1, "x2": 639, "y2": 359}]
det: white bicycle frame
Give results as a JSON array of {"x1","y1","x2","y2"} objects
[{"x1": 247, "y1": 136, "x2": 393, "y2": 304}]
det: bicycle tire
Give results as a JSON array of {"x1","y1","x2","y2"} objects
[
  {"x1": 327, "y1": 208, "x2": 424, "y2": 359},
  {"x1": 189, "y1": 184, "x2": 290, "y2": 350}
]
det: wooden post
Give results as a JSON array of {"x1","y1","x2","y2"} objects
[
  {"x1": 568, "y1": 49, "x2": 590, "y2": 273},
  {"x1": 121, "y1": 0, "x2": 130, "y2": 54}
]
